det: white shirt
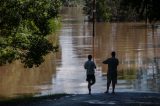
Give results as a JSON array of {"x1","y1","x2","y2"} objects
[{"x1": 84, "y1": 60, "x2": 96, "y2": 75}]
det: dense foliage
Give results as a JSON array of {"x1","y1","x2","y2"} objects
[
  {"x1": 120, "y1": 0, "x2": 160, "y2": 23},
  {"x1": 84, "y1": 0, "x2": 160, "y2": 23},
  {"x1": 83, "y1": 0, "x2": 112, "y2": 22},
  {"x1": 0, "y1": 0, "x2": 61, "y2": 68}
]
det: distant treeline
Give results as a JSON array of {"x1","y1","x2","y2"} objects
[
  {"x1": 83, "y1": 0, "x2": 160, "y2": 23},
  {"x1": 61, "y1": 0, "x2": 84, "y2": 7}
]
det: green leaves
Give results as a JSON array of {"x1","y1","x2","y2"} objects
[
  {"x1": 0, "y1": 48, "x2": 17, "y2": 65},
  {"x1": 0, "y1": 0, "x2": 61, "y2": 68},
  {"x1": 96, "y1": 0, "x2": 112, "y2": 22},
  {"x1": 21, "y1": 35, "x2": 56, "y2": 68},
  {"x1": 84, "y1": 0, "x2": 112, "y2": 22}
]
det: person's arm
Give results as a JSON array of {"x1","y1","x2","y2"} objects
[
  {"x1": 102, "y1": 59, "x2": 108, "y2": 64},
  {"x1": 117, "y1": 59, "x2": 119, "y2": 66},
  {"x1": 93, "y1": 62, "x2": 96, "y2": 69}
]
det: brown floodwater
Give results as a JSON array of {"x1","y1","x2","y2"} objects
[{"x1": 1, "y1": 7, "x2": 160, "y2": 98}]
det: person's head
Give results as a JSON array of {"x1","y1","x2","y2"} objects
[
  {"x1": 88, "y1": 55, "x2": 92, "y2": 60},
  {"x1": 111, "y1": 51, "x2": 116, "y2": 57}
]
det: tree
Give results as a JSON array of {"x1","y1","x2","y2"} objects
[
  {"x1": 120, "y1": 0, "x2": 160, "y2": 23},
  {"x1": 83, "y1": 0, "x2": 93, "y2": 21},
  {"x1": 83, "y1": 0, "x2": 112, "y2": 22},
  {"x1": 0, "y1": 0, "x2": 61, "y2": 68},
  {"x1": 83, "y1": 0, "x2": 160, "y2": 22}
]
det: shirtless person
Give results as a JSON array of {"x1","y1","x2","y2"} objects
[{"x1": 103, "y1": 51, "x2": 119, "y2": 94}]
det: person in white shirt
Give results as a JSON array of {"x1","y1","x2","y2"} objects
[{"x1": 84, "y1": 55, "x2": 96, "y2": 95}]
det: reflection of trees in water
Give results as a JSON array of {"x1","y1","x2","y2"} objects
[
  {"x1": 72, "y1": 21, "x2": 160, "y2": 92},
  {"x1": 135, "y1": 58, "x2": 160, "y2": 92},
  {"x1": 0, "y1": 54, "x2": 57, "y2": 98},
  {"x1": 59, "y1": 7, "x2": 160, "y2": 92},
  {"x1": 135, "y1": 27, "x2": 160, "y2": 91}
]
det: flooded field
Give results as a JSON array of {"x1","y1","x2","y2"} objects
[{"x1": 0, "y1": 7, "x2": 160, "y2": 98}]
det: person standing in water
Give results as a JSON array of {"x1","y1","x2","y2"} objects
[
  {"x1": 84, "y1": 55, "x2": 96, "y2": 95},
  {"x1": 103, "y1": 51, "x2": 119, "y2": 94}
]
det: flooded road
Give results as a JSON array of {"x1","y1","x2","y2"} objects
[
  {"x1": 51, "y1": 7, "x2": 160, "y2": 94},
  {"x1": 0, "y1": 7, "x2": 160, "y2": 98},
  {"x1": 52, "y1": 7, "x2": 160, "y2": 94}
]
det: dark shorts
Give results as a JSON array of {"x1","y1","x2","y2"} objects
[
  {"x1": 86, "y1": 75, "x2": 95, "y2": 83},
  {"x1": 107, "y1": 73, "x2": 117, "y2": 84}
]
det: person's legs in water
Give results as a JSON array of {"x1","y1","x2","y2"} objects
[
  {"x1": 88, "y1": 81, "x2": 91, "y2": 94},
  {"x1": 88, "y1": 75, "x2": 95, "y2": 95},
  {"x1": 91, "y1": 75, "x2": 95, "y2": 86},
  {"x1": 112, "y1": 82, "x2": 115, "y2": 94},
  {"x1": 112, "y1": 74, "x2": 117, "y2": 94},
  {"x1": 105, "y1": 75, "x2": 111, "y2": 93},
  {"x1": 105, "y1": 81, "x2": 111, "y2": 93},
  {"x1": 87, "y1": 75, "x2": 91, "y2": 95}
]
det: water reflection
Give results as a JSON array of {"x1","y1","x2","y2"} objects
[
  {"x1": 53, "y1": 7, "x2": 160, "y2": 94},
  {"x1": 1, "y1": 7, "x2": 160, "y2": 98},
  {"x1": 0, "y1": 54, "x2": 56, "y2": 98}
]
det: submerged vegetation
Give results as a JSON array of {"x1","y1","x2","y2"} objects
[{"x1": 0, "y1": 0, "x2": 62, "y2": 68}]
